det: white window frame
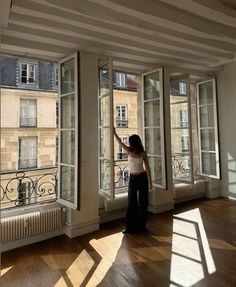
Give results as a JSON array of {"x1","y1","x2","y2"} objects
[
  {"x1": 19, "y1": 62, "x2": 36, "y2": 85},
  {"x1": 98, "y1": 58, "x2": 115, "y2": 199},
  {"x1": 115, "y1": 72, "x2": 126, "y2": 88},
  {"x1": 197, "y1": 78, "x2": 220, "y2": 179},
  {"x1": 116, "y1": 105, "x2": 128, "y2": 127},
  {"x1": 170, "y1": 77, "x2": 194, "y2": 183},
  {"x1": 58, "y1": 53, "x2": 79, "y2": 209},
  {"x1": 142, "y1": 68, "x2": 166, "y2": 189}
]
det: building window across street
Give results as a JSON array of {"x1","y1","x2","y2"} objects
[
  {"x1": 116, "y1": 105, "x2": 128, "y2": 127},
  {"x1": 117, "y1": 135, "x2": 129, "y2": 159},
  {"x1": 18, "y1": 137, "x2": 37, "y2": 169},
  {"x1": 20, "y1": 63, "x2": 36, "y2": 84},
  {"x1": 20, "y1": 99, "x2": 37, "y2": 127},
  {"x1": 179, "y1": 109, "x2": 188, "y2": 127},
  {"x1": 181, "y1": 135, "x2": 190, "y2": 152}
]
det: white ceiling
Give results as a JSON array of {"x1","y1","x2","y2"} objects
[{"x1": 1, "y1": 0, "x2": 236, "y2": 74}]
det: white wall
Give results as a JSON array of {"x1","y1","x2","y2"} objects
[{"x1": 217, "y1": 60, "x2": 236, "y2": 198}]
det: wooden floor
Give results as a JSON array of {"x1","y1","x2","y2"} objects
[{"x1": 1, "y1": 198, "x2": 236, "y2": 287}]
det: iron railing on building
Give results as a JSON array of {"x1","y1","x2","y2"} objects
[
  {"x1": 116, "y1": 119, "x2": 128, "y2": 128},
  {"x1": 172, "y1": 153, "x2": 191, "y2": 178},
  {"x1": 0, "y1": 169, "x2": 57, "y2": 209}
]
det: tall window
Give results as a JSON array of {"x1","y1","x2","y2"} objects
[
  {"x1": 117, "y1": 135, "x2": 128, "y2": 159},
  {"x1": 18, "y1": 137, "x2": 37, "y2": 169},
  {"x1": 170, "y1": 78, "x2": 192, "y2": 182},
  {"x1": 115, "y1": 72, "x2": 126, "y2": 88},
  {"x1": 179, "y1": 82, "x2": 187, "y2": 95},
  {"x1": 179, "y1": 109, "x2": 188, "y2": 128},
  {"x1": 116, "y1": 105, "x2": 128, "y2": 127},
  {"x1": 197, "y1": 79, "x2": 220, "y2": 178},
  {"x1": 20, "y1": 99, "x2": 37, "y2": 127},
  {"x1": 143, "y1": 69, "x2": 166, "y2": 188},
  {"x1": 20, "y1": 63, "x2": 36, "y2": 84},
  {"x1": 181, "y1": 135, "x2": 190, "y2": 152}
]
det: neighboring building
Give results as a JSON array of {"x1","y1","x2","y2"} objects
[
  {"x1": 113, "y1": 72, "x2": 138, "y2": 190},
  {"x1": 0, "y1": 55, "x2": 58, "y2": 208}
]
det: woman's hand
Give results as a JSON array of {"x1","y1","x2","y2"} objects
[{"x1": 149, "y1": 182, "x2": 153, "y2": 192}]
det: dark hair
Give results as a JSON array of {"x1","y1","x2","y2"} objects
[{"x1": 129, "y1": 134, "x2": 144, "y2": 154}]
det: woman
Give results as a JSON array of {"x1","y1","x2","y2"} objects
[{"x1": 114, "y1": 127, "x2": 153, "y2": 233}]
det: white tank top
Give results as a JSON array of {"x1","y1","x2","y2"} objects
[{"x1": 128, "y1": 155, "x2": 145, "y2": 174}]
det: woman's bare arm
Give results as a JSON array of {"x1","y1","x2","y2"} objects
[
  {"x1": 143, "y1": 152, "x2": 153, "y2": 190},
  {"x1": 113, "y1": 127, "x2": 130, "y2": 153}
]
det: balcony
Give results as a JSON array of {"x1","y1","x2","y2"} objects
[
  {"x1": 172, "y1": 153, "x2": 191, "y2": 180},
  {"x1": 116, "y1": 119, "x2": 128, "y2": 128},
  {"x1": 0, "y1": 168, "x2": 57, "y2": 210}
]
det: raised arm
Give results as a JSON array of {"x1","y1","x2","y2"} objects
[
  {"x1": 113, "y1": 127, "x2": 130, "y2": 153},
  {"x1": 143, "y1": 152, "x2": 153, "y2": 190}
]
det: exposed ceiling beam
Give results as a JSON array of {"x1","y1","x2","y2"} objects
[
  {"x1": 12, "y1": 0, "x2": 236, "y2": 53},
  {"x1": 0, "y1": 0, "x2": 12, "y2": 28}
]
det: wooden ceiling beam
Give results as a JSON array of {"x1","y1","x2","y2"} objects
[{"x1": 12, "y1": 0, "x2": 236, "y2": 54}]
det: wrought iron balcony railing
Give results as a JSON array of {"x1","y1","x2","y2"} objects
[
  {"x1": 172, "y1": 153, "x2": 191, "y2": 179},
  {"x1": 0, "y1": 169, "x2": 57, "y2": 210},
  {"x1": 116, "y1": 119, "x2": 128, "y2": 128}
]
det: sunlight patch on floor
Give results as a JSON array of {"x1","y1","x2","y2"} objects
[
  {"x1": 170, "y1": 208, "x2": 216, "y2": 287},
  {"x1": 86, "y1": 232, "x2": 124, "y2": 286},
  {"x1": 0, "y1": 266, "x2": 13, "y2": 276}
]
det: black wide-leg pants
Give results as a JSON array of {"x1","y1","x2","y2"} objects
[{"x1": 125, "y1": 172, "x2": 148, "y2": 232}]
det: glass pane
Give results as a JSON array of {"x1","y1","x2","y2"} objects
[
  {"x1": 171, "y1": 128, "x2": 189, "y2": 154},
  {"x1": 170, "y1": 81, "x2": 187, "y2": 100},
  {"x1": 172, "y1": 154, "x2": 191, "y2": 181},
  {"x1": 144, "y1": 72, "x2": 160, "y2": 100},
  {"x1": 100, "y1": 127, "x2": 110, "y2": 158},
  {"x1": 99, "y1": 66, "x2": 109, "y2": 97},
  {"x1": 202, "y1": 152, "x2": 216, "y2": 175},
  {"x1": 201, "y1": 129, "x2": 215, "y2": 151},
  {"x1": 148, "y1": 156, "x2": 163, "y2": 186},
  {"x1": 199, "y1": 81, "x2": 213, "y2": 105},
  {"x1": 60, "y1": 166, "x2": 75, "y2": 203},
  {"x1": 199, "y1": 105, "x2": 214, "y2": 127},
  {"x1": 100, "y1": 159, "x2": 111, "y2": 191},
  {"x1": 145, "y1": 128, "x2": 161, "y2": 155},
  {"x1": 144, "y1": 100, "x2": 160, "y2": 127},
  {"x1": 99, "y1": 96, "x2": 110, "y2": 127},
  {"x1": 61, "y1": 94, "x2": 75, "y2": 128},
  {"x1": 61, "y1": 58, "x2": 75, "y2": 94},
  {"x1": 61, "y1": 130, "x2": 75, "y2": 165}
]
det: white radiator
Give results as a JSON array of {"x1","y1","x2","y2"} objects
[{"x1": 1, "y1": 207, "x2": 63, "y2": 243}]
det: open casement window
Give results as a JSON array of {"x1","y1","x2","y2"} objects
[
  {"x1": 170, "y1": 76, "x2": 194, "y2": 183},
  {"x1": 142, "y1": 68, "x2": 166, "y2": 189},
  {"x1": 197, "y1": 79, "x2": 220, "y2": 179},
  {"x1": 98, "y1": 59, "x2": 115, "y2": 199},
  {"x1": 58, "y1": 53, "x2": 79, "y2": 209}
]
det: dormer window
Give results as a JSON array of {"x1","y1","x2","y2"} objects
[{"x1": 20, "y1": 63, "x2": 36, "y2": 84}]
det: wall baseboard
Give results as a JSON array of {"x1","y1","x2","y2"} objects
[
  {"x1": 1, "y1": 229, "x2": 64, "y2": 252},
  {"x1": 64, "y1": 219, "x2": 99, "y2": 238},
  {"x1": 148, "y1": 202, "x2": 174, "y2": 214}
]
